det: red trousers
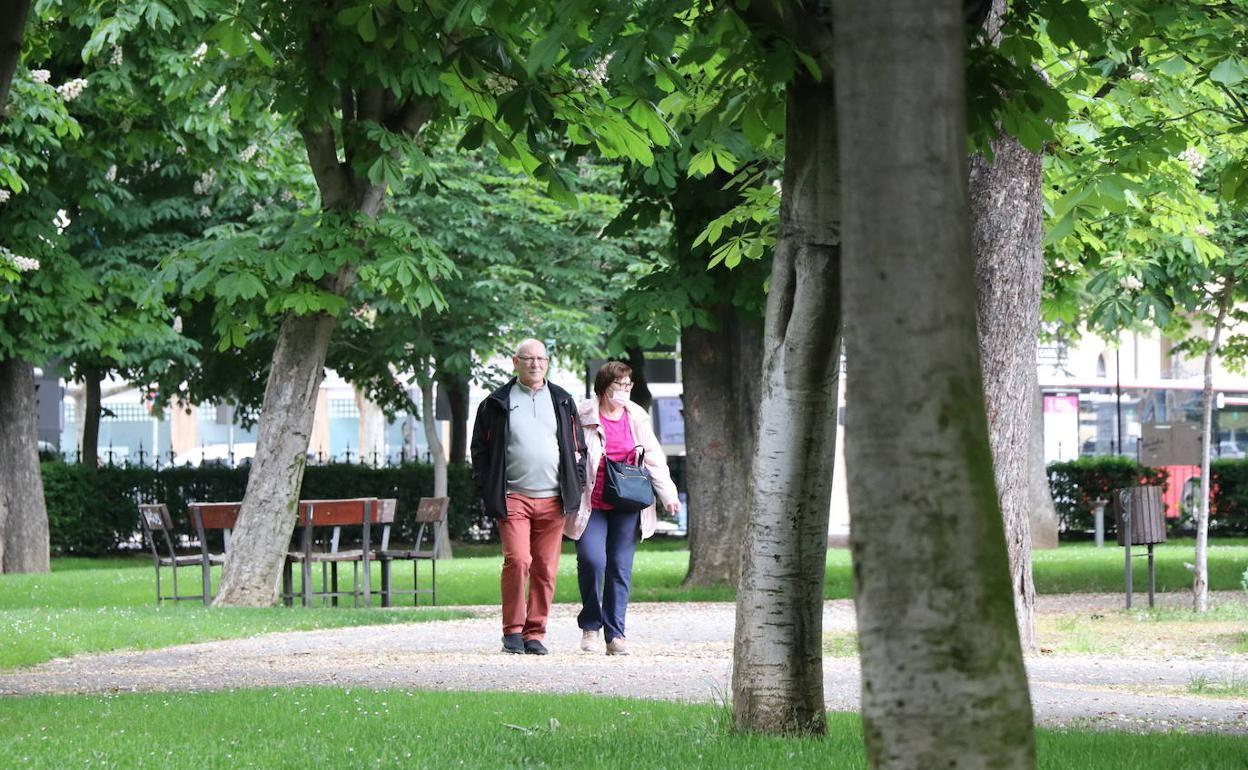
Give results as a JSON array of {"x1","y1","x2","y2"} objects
[{"x1": 499, "y1": 493, "x2": 565, "y2": 640}]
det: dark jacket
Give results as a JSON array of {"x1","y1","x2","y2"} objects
[{"x1": 470, "y1": 378, "x2": 586, "y2": 519}]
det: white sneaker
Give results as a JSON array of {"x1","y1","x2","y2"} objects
[
  {"x1": 605, "y1": 637, "x2": 629, "y2": 656},
  {"x1": 580, "y1": 628, "x2": 600, "y2": 653}
]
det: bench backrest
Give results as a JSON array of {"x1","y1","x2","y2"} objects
[
  {"x1": 190, "y1": 502, "x2": 241, "y2": 530},
  {"x1": 415, "y1": 497, "x2": 449, "y2": 524},
  {"x1": 138, "y1": 503, "x2": 173, "y2": 532},
  {"x1": 298, "y1": 498, "x2": 379, "y2": 526}
]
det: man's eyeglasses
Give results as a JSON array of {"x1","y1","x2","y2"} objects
[{"x1": 516, "y1": 356, "x2": 548, "y2": 364}]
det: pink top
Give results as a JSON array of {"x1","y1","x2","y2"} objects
[{"x1": 590, "y1": 408, "x2": 637, "y2": 511}]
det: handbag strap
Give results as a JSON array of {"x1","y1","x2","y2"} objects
[{"x1": 632, "y1": 445, "x2": 645, "y2": 466}]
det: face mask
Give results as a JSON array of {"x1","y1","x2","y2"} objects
[{"x1": 609, "y1": 390, "x2": 628, "y2": 405}]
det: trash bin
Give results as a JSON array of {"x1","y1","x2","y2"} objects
[{"x1": 1112, "y1": 485, "x2": 1166, "y2": 608}]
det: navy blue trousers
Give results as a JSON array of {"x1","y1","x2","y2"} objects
[{"x1": 575, "y1": 508, "x2": 641, "y2": 642}]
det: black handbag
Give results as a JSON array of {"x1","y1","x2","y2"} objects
[{"x1": 602, "y1": 445, "x2": 655, "y2": 513}]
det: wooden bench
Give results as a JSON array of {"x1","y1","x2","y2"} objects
[
  {"x1": 188, "y1": 501, "x2": 241, "y2": 605},
  {"x1": 138, "y1": 503, "x2": 224, "y2": 606},
  {"x1": 376, "y1": 497, "x2": 447, "y2": 607},
  {"x1": 283, "y1": 498, "x2": 379, "y2": 608}
]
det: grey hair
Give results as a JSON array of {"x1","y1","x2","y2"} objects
[{"x1": 514, "y1": 338, "x2": 546, "y2": 357}]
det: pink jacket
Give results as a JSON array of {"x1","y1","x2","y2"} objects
[{"x1": 563, "y1": 397, "x2": 679, "y2": 541}]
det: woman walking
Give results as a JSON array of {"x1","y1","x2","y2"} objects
[{"x1": 565, "y1": 361, "x2": 680, "y2": 655}]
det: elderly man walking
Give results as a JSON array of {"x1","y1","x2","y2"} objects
[{"x1": 471, "y1": 339, "x2": 585, "y2": 654}]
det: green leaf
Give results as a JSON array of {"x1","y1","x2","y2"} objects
[
  {"x1": 358, "y1": 11, "x2": 378, "y2": 43},
  {"x1": 1210, "y1": 58, "x2": 1245, "y2": 86}
]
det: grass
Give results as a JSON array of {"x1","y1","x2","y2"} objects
[
  {"x1": 1187, "y1": 672, "x2": 1248, "y2": 699},
  {"x1": 1036, "y1": 602, "x2": 1248, "y2": 658},
  {"x1": 1, "y1": 688, "x2": 1245, "y2": 770}
]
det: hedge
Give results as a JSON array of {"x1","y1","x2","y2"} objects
[
  {"x1": 1046, "y1": 456, "x2": 1167, "y2": 536},
  {"x1": 41, "y1": 462, "x2": 486, "y2": 556},
  {"x1": 1206, "y1": 460, "x2": 1248, "y2": 535}
]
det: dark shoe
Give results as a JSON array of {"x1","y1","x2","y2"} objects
[
  {"x1": 524, "y1": 639, "x2": 549, "y2": 655},
  {"x1": 502, "y1": 633, "x2": 524, "y2": 654}
]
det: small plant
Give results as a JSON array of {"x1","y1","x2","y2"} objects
[{"x1": 1241, "y1": 566, "x2": 1248, "y2": 596}]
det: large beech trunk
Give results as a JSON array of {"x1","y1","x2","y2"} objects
[
  {"x1": 731, "y1": 69, "x2": 840, "y2": 734},
  {"x1": 0, "y1": 357, "x2": 51, "y2": 573},
  {"x1": 682, "y1": 312, "x2": 762, "y2": 586},
  {"x1": 970, "y1": 130, "x2": 1043, "y2": 649},
  {"x1": 833, "y1": 0, "x2": 1035, "y2": 766},
  {"x1": 213, "y1": 312, "x2": 337, "y2": 605}
]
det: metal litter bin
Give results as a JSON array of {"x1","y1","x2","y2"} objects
[{"x1": 1114, "y1": 486, "x2": 1167, "y2": 608}]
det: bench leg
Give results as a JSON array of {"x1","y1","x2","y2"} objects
[
  {"x1": 361, "y1": 556, "x2": 371, "y2": 608},
  {"x1": 202, "y1": 558, "x2": 212, "y2": 606},
  {"x1": 155, "y1": 566, "x2": 162, "y2": 607},
  {"x1": 331, "y1": 564, "x2": 339, "y2": 608},
  {"x1": 302, "y1": 559, "x2": 313, "y2": 609},
  {"x1": 381, "y1": 560, "x2": 392, "y2": 608},
  {"x1": 414, "y1": 560, "x2": 420, "y2": 608},
  {"x1": 282, "y1": 562, "x2": 293, "y2": 607},
  {"x1": 431, "y1": 558, "x2": 436, "y2": 607}
]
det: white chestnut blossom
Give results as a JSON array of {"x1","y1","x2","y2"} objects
[
  {"x1": 30, "y1": 69, "x2": 51, "y2": 84},
  {"x1": 208, "y1": 85, "x2": 226, "y2": 108},
  {"x1": 240, "y1": 144, "x2": 259, "y2": 163},
  {"x1": 1119, "y1": 275, "x2": 1143, "y2": 291},
  {"x1": 199, "y1": 205, "x2": 212, "y2": 218},
  {"x1": 56, "y1": 78, "x2": 89, "y2": 102},
  {"x1": 105, "y1": 165, "x2": 117, "y2": 182},
  {"x1": 1178, "y1": 147, "x2": 1206, "y2": 176},
  {"x1": 1, "y1": 247, "x2": 40, "y2": 272},
  {"x1": 191, "y1": 43, "x2": 208, "y2": 64},
  {"x1": 192, "y1": 169, "x2": 216, "y2": 195},
  {"x1": 110, "y1": 46, "x2": 124, "y2": 66},
  {"x1": 53, "y1": 209, "x2": 71, "y2": 234},
  {"x1": 1194, "y1": 224, "x2": 1212, "y2": 237},
  {"x1": 280, "y1": 190, "x2": 294, "y2": 203},
  {"x1": 0, "y1": 189, "x2": 10, "y2": 203},
  {"x1": 1129, "y1": 71, "x2": 1151, "y2": 83}
]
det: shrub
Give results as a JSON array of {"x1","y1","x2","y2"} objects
[
  {"x1": 1046, "y1": 457, "x2": 1167, "y2": 537},
  {"x1": 41, "y1": 462, "x2": 487, "y2": 555},
  {"x1": 1201, "y1": 460, "x2": 1248, "y2": 535}
]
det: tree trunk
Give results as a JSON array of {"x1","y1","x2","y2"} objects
[
  {"x1": 81, "y1": 368, "x2": 102, "y2": 467},
  {"x1": 0, "y1": 0, "x2": 31, "y2": 116},
  {"x1": 970, "y1": 128, "x2": 1043, "y2": 650},
  {"x1": 1028, "y1": 379, "x2": 1060, "y2": 550},
  {"x1": 625, "y1": 347, "x2": 653, "y2": 410},
  {"x1": 833, "y1": 0, "x2": 1035, "y2": 766},
  {"x1": 436, "y1": 370, "x2": 470, "y2": 464},
  {"x1": 418, "y1": 369, "x2": 452, "y2": 559},
  {"x1": 355, "y1": 390, "x2": 387, "y2": 466},
  {"x1": 1196, "y1": 280, "x2": 1233, "y2": 613},
  {"x1": 682, "y1": 312, "x2": 763, "y2": 586},
  {"x1": 213, "y1": 312, "x2": 336, "y2": 606},
  {"x1": 0, "y1": 357, "x2": 51, "y2": 573},
  {"x1": 731, "y1": 66, "x2": 841, "y2": 734}
]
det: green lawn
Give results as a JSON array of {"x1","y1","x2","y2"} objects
[
  {"x1": 2, "y1": 538, "x2": 1243, "y2": 668},
  {"x1": 1, "y1": 688, "x2": 1242, "y2": 769}
]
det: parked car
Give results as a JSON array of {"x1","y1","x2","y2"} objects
[{"x1": 1218, "y1": 441, "x2": 1245, "y2": 459}]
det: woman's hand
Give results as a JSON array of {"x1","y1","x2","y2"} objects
[{"x1": 662, "y1": 499, "x2": 681, "y2": 514}]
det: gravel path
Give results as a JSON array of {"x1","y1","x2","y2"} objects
[{"x1": 2, "y1": 594, "x2": 1246, "y2": 734}]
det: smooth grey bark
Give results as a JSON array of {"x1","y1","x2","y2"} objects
[
  {"x1": 417, "y1": 369, "x2": 452, "y2": 559},
  {"x1": 833, "y1": 0, "x2": 1035, "y2": 767},
  {"x1": 970, "y1": 130, "x2": 1043, "y2": 650},
  {"x1": 213, "y1": 312, "x2": 336, "y2": 605},
  {"x1": 731, "y1": 65, "x2": 841, "y2": 734},
  {"x1": 682, "y1": 312, "x2": 762, "y2": 586},
  {"x1": 1028, "y1": 380, "x2": 1060, "y2": 550},
  {"x1": 0, "y1": 0, "x2": 31, "y2": 116},
  {"x1": 0, "y1": 357, "x2": 50, "y2": 573},
  {"x1": 1196, "y1": 279, "x2": 1233, "y2": 612}
]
